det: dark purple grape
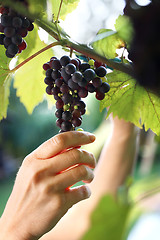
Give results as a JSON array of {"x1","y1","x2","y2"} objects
[
  {"x1": 12, "y1": 17, "x2": 22, "y2": 28},
  {"x1": 56, "y1": 118, "x2": 63, "y2": 128},
  {"x1": 22, "y1": 18, "x2": 30, "y2": 28},
  {"x1": 79, "y1": 62, "x2": 90, "y2": 72},
  {"x1": 61, "y1": 121, "x2": 72, "y2": 131},
  {"x1": 61, "y1": 68, "x2": 71, "y2": 82},
  {"x1": 54, "y1": 94, "x2": 61, "y2": 101},
  {"x1": 62, "y1": 93, "x2": 72, "y2": 104},
  {"x1": 4, "y1": 27, "x2": 15, "y2": 37},
  {"x1": 17, "y1": 28, "x2": 28, "y2": 37},
  {"x1": 72, "y1": 117, "x2": 82, "y2": 127},
  {"x1": 11, "y1": 34, "x2": 22, "y2": 45},
  {"x1": 7, "y1": 43, "x2": 19, "y2": 55},
  {"x1": 1, "y1": 15, "x2": 12, "y2": 27},
  {"x1": 72, "y1": 109, "x2": 81, "y2": 118},
  {"x1": 45, "y1": 68, "x2": 53, "y2": 77},
  {"x1": 0, "y1": 34, "x2": 5, "y2": 45},
  {"x1": 65, "y1": 63, "x2": 76, "y2": 75},
  {"x1": 56, "y1": 99, "x2": 64, "y2": 109},
  {"x1": 43, "y1": 63, "x2": 50, "y2": 71},
  {"x1": 62, "y1": 111, "x2": 72, "y2": 121},
  {"x1": 72, "y1": 71, "x2": 83, "y2": 83},
  {"x1": 44, "y1": 77, "x2": 54, "y2": 85},
  {"x1": 96, "y1": 91, "x2": 105, "y2": 100},
  {"x1": 95, "y1": 66, "x2": 107, "y2": 77},
  {"x1": 83, "y1": 68, "x2": 96, "y2": 81},
  {"x1": 70, "y1": 58, "x2": 79, "y2": 68},
  {"x1": 77, "y1": 100, "x2": 86, "y2": 111},
  {"x1": 51, "y1": 86, "x2": 60, "y2": 95},
  {"x1": 27, "y1": 22, "x2": 34, "y2": 31},
  {"x1": 87, "y1": 83, "x2": 96, "y2": 93},
  {"x1": 46, "y1": 85, "x2": 53, "y2": 95},
  {"x1": 51, "y1": 70, "x2": 61, "y2": 80},
  {"x1": 5, "y1": 49, "x2": 15, "y2": 58},
  {"x1": 92, "y1": 77, "x2": 102, "y2": 88},
  {"x1": 78, "y1": 88, "x2": 88, "y2": 98},
  {"x1": 0, "y1": 24, "x2": 4, "y2": 33},
  {"x1": 68, "y1": 79, "x2": 79, "y2": 90},
  {"x1": 55, "y1": 78, "x2": 63, "y2": 87},
  {"x1": 78, "y1": 78, "x2": 88, "y2": 88},
  {"x1": 60, "y1": 55, "x2": 70, "y2": 66},
  {"x1": 99, "y1": 82, "x2": 110, "y2": 93},
  {"x1": 60, "y1": 83, "x2": 69, "y2": 93},
  {"x1": 55, "y1": 108, "x2": 63, "y2": 118},
  {"x1": 52, "y1": 59, "x2": 62, "y2": 70}
]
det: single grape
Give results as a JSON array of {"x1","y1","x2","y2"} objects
[
  {"x1": 70, "y1": 58, "x2": 80, "y2": 68},
  {"x1": 44, "y1": 77, "x2": 53, "y2": 85},
  {"x1": 77, "y1": 100, "x2": 86, "y2": 111},
  {"x1": 12, "y1": 34, "x2": 22, "y2": 45},
  {"x1": 99, "y1": 82, "x2": 110, "y2": 93},
  {"x1": 96, "y1": 91, "x2": 105, "y2": 100},
  {"x1": 62, "y1": 111, "x2": 72, "y2": 121},
  {"x1": 56, "y1": 99, "x2": 64, "y2": 109},
  {"x1": 5, "y1": 49, "x2": 15, "y2": 58},
  {"x1": 56, "y1": 118, "x2": 63, "y2": 128},
  {"x1": 7, "y1": 43, "x2": 19, "y2": 55},
  {"x1": 79, "y1": 62, "x2": 90, "y2": 72},
  {"x1": 72, "y1": 117, "x2": 82, "y2": 127},
  {"x1": 78, "y1": 88, "x2": 88, "y2": 98},
  {"x1": 92, "y1": 77, "x2": 102, "y2": 88},
  {"x1": 60, "y1": 55, "x2": 70, "y2": 66},
  {"x1": 60, "y1": 83, "x2": 69, "y2": 94},
  {"x1": 52, "y1": 59, "x2": 62, "y2": 70},
  {"x1": 61, "y1": 68, "x2": 71, "y2": 82},
  {"x1": 18, "y1": 40, "x2": 27, "y2": 50},
  {"x1": 72, "y1": 71, "x2": 83, "y2": 83},
  {"x1": 51, "y1": 70, "x2": 61, "y2": 80},
  {"x1": 46, "y1": 85, "x2": 53, "y2": 95},
  {"x1": 27, "y1": 22, "x2": 34, "y2": 31},
  {"x1": 12, "y1": 17, "x2": 22, "y2": 28},
  {"x1": 17, "y1": 28, "x2": 28, "y2": 37},
  {"x1": 55, "y1": 78, "x2": 63, "y2": 88},
  {"x1": 62, "y1": 93, "x2": 72, "y2": 104},
  {"x1": 95, "y1": 66, "x2": 107, "y2": 77},
  {"x1": 22, "y1": 18, "x2": 30, "y2": 28},
  {"x1": 51, "y1": 86, "x2": 60, "y2": 95},
  {"x1": 68, "y1": 79, "x2": 79, "y2": 90},
  {"x1": 1, "y1": 15, "x2": 12, "y2": 27},
  {"x1": 4, "y1": 27, "x2": 15, "y2": 37},
  {"x1": 61, "y1": 121, "x2": 72, "y2": 131},
  {"x1": 55, "y1": 109, "x2": 63, "y2": 118},
  {"x1": 65, "y1": 63, "x2": 76, "y2": 75},
  {"x1": 45, "y1": 68, "x2": 53, "y2": 77},
  {"x1": 72, "y1": 109, "x2": 81, "y2": 118},
  {"x1": 83, "y1": 68, "x2": 96, "y2": 81},
  {"x1": 43, "y1": 63, "x2": 50, "y2": 71}
]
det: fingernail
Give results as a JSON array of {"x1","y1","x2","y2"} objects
[{"x1": 88, "y1": 133, "x2": 96, "y2": 142}]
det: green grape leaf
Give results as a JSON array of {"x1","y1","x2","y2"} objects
[
  {"x1": 115, "y1": 15, "x2": 134, "y2": 47},
  {"x1": 14, "y1": 32, "x2": 53, "y2": 114},
  {"x1": 28, "y1": 0, "x2": 47, "y2": 17},
  {"x1": 100, "y1": 70, "x2": 160, "y2": 135},
  {"x1": 82, "y1": 194, "x2": 130, "y2": 240},
  {"x1": 49, "y1": 0, "x2": 80, "y2": 21},
  {"x1": 92, "y1": 29, "x2": 125, "y2": 59},
  {"x1": 0, "y1": 45, "x2": 12, "y2": 120}
]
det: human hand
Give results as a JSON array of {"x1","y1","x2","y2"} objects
[{"x1": 0, "y1": 131, "x2": 96, "y2": 240}]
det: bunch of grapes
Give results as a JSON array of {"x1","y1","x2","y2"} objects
[
  {"x1": 124, "y1": 0, "x2": 160, "y2": 94},
  {"x1": 0, "y1": 1, "x2": 34, "y2": 58},
  {"x1": 43, "y1": 56, "x2": 110, "y2": 132}
]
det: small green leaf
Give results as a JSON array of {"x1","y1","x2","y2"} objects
[
  {"x1": 49, "y1": 0, "x2": 80, "y2": 21},
  {"x1": 100, "y1": 70, "x2": 160, "y2": 135},
  {"x1": 92, "y1": 29, "x2": 125, "y2": 59},
  {"x1": 0, "y1": 45, "x2": 12, "y2": 120},
  {"x1": 14, "y1": 31, "x2": 53, "y2": 114},
  {"x1": 115, "y1": 15, "x2": 134, "y2": 47},
  {"x1": 28, "y1": 0, "x2": 47, "y2": 17},
  {"x1": 82, "y1": 194, "x2": 130, "y2": 240}
]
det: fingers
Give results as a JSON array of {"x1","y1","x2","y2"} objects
[
  {"x1": 48, "y1": 164, "x2": 94, "y2": 192},
  {"x1": 32, "y1": 131, "x2": 96, "y2": 160},
  {"x1": 46, "y1": 148, "x2": 96, "y2": 175},
  {"x1": 65, "y1": 185, "x2": 91, "y2": 207}
]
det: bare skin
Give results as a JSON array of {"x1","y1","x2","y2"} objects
[{"x1": 0, "y1": 131, "x2": 96, "y2": 240}]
